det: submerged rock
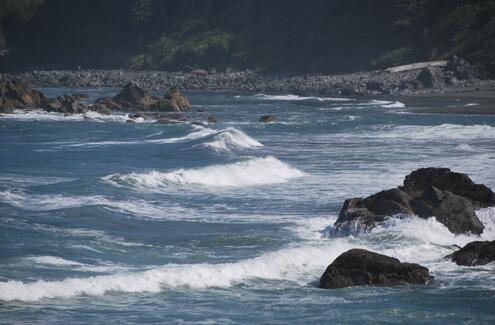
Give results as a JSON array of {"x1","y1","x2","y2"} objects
[
  {"x1": 319, "y1": 249, "x2": 432, "y2": 289},
  {"x1": 0, "y1": 80, "x2": 47, "y2": 113},
  {"x1": 446, "y1": 241, "x2": 495, "y2": 266},
  {"x1": 335, "y1": 168, "x2": 493, "y2": 235},
  {"x1": 259, "y1": 115, "x2": 276, "y2": 122}
]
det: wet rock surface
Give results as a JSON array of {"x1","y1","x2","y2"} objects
[
  {"x1": 319, "y1": 249, "x2": 433, "y2": 289},
  {"x1": 446, "y1": 241, "x2": 495, "y2": 266},
  {"x1": 335, "y1": 168, "x2": 493, "y2": 235}
]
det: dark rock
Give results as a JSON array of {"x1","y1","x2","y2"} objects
[
  {"x1": 365, "y1": 80, "x2": 385, "y2": 92},
  {"x1": 0, "y1": 80, "x2": 47, "y2": 113},
  {"x1": 319, "y1": 249, "x2": 433, "y2": 289},
  {"x1": 446, "y1": 241, "x2": 495, "y2": 266},
  {"x1": 207, "y1": 116, "x2": 217, "y2": 123},
  {"x1": 259, "y1": 115, "x2": 276, "y2": 122},
  {"x1": 42, "y1": 94, "x2": 88, "y2": 114},
  {"x1": 335, "y1": 168, "x2": 492, "y2": 235},
  {"x1": 402, "y1": 167, "x2": 495, "y2": 208},
  {"x1": 335, "y1": 189, "x2": 413, "y2": 232},
  {"x1": 410, "y1": 186, "x2": 484, "y2": 235},
  {"x1": 416, "y1": 67, "x2": 445, "y2": 88}
]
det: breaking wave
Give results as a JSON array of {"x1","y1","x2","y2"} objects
[{"x1": 102, "y1": 156, "x2": 305, "y2": 189}]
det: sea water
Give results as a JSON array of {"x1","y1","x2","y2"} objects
[{"x1": 0, "y1": 90, "x2": 494, "y2": 324}]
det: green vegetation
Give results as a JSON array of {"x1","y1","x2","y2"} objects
[{"x1": 1, "y1": 0, "x2": 494, "y2": 77}]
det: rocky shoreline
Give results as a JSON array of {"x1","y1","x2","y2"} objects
[{"x1": 2, "y1": 57, "x2": 495, "y2": 97}]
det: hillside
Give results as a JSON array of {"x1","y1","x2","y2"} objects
[{"x1": 1, "y1": 0, "x2": 494, "y2": 77}]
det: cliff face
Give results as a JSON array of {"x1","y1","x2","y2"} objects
[{"x1": 1, "y1": 0, "x2": 494, "y2": 78}]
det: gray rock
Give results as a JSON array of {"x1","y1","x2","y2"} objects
[{"x1": 319, "y1": 249, "x2": 433, "y2": 289}]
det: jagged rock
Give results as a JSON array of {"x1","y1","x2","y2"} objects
[
  {"x1": 163, "y1": 87, "x2": 190, "y2": 111},
  {"x1": 410, "y1": 186, "x2": 484, "y2": 235},
  {"x1": 0, "y1": 80, "x2": 47, "y2": 113},
  {"x1": 446, "y1": 241, "x2": 495, "y2": 266},
  {"x1": 335, "y1": 168, "x2": 492, "y2": 235},
  {"x1": 402, "y1": 167, "x2": 495, "y2": 208},
  {"x1": 259, "y1": 115, "x2": 276, "y2": 122},
  {"x1": 92, "y1": 82, "x2": 190, "y2": 112},
  {"x1": 42, "y1": 94, "x2": 88, "y2": 114},
  {"x1": 416, "y1": 67, "x2": 445, "y2": 88},
  {"x1": 319, "y1": 249, "x2": 433, "y2": 289}
]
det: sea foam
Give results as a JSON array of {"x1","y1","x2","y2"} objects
[{"x1": 103, "y1": 156, "x2": 305, "y2": 189}]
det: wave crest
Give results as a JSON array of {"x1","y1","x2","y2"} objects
[{"x1": 103, "y1": 156, "x2": 305, "y2": 189}]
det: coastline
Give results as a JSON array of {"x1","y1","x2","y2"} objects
[{"x1": 2, "y1": 69, "x2": 495, "y2": 115}]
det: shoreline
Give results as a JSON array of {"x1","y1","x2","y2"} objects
[{"x1": 2, "y1": 69, "x2": 495, "y2": 115}]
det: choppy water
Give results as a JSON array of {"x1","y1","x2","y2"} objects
[{"x1": 1, "y1": 90, "x2": 495, "y2": 324}]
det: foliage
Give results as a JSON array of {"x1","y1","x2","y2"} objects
[{"x1": 1, "y1": 0, "x2": 494, "y2": 77}]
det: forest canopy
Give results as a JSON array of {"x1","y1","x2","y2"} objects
[{"x1": 1, "y1": 0, "x2": 494, "y2": 77}]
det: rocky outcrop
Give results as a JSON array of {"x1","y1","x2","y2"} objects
[
  {"x1": 42, "y1": 94, "x2": 88, "y2": 114},
  {"x1": 163, "y1": 86, "x2": 191, "y2": 111},
  {"x1": 416, "y1": 67, "x2": 445, "y2": 88},
  {"x1": 335, "y1": 168, "x2": 493, "y2": 235},
  {"x1": 446, "y1": 241, "x2": 495, "y2": 266},
  {"x1": 93, "y1": 82, "x2": 190, "y2": 112},
  {"x1": 402, "y1": 167, "x2": 495, "y2": 208},
  {"x1": 0, "y1": 80, "x2": 46, "y2": 113},
  {"x1": 319, "y1": 249, "x2": 432, "y2": 289}
]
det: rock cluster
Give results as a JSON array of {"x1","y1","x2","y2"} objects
[
  {"x1": 319, "y1": 249, "x2": 432, "y2": 289},
  {"x1": 2, "y1": 57, "x2": 491, "y2": 97},
  {"x1": 92, "y1": 82, "x2": 190, "y2": 112},
  {"x1": 335, "y1": 167, "x2": 494, "y2": 235},
  {"x1": 0, "y1": 80, "x2": 190, "y2": 117}
]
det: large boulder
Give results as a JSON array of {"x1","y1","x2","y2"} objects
[
  {"x1": 319, "y1": 249, "x2": 433, "y2": 289},
  {"x1": 402, "y1": 167, "x2": 495, "y2": 208},
  {"x1": 446, "y1": 241, "x2": 495, "y2": 266},
  {"x1": 0, "y1": 80, "x2": 47, "y2": 113},
  {"x1": 335, "y1": 168, "x2": 492, "y2": 235}
]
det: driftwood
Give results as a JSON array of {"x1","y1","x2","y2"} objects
[{"x1": 386, "y1": 60, "x2": 448, "y2": 73}]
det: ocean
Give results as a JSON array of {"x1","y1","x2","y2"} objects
[{"x1": 0, "y1": 89, "x2": 494, "y2": 324}]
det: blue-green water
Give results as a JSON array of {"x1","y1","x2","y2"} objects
[{"x1": 1, "y1": 90, "x2": 494, "y2": 324}]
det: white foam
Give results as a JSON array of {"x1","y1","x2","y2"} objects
[
  {"x1": 350, "y1": 124, "x2": 495, "y2": 141},
  {"x1": 0, "y1": 241, "x2": 356, "y2": 302},
  {"x1": 27, "y1": 256, "x2": 83, "y2": 266},
  {"x1": 67, "y1": 126, "x2": 216, "y2": 147},
  {"x1": 464, "y1": 103, "x2": 480, "y2": 107},
  {"x1": 0, "y1": 175, "x2": 75, "y2": 187},
  {"x1": 254, "y1": 94, "x2": 353, "y2": 102},
  {"x1": 103, "y1": 156, "x2": 305, "y2": 189},
  {"x1": 201, "y1": 128, "x2": 263, "y2": 152},
  {"x1": 380, "y1": 101, "x2": 405, "y2": 108},
  {"x1": 0, "y1": 109, "x2": 131, "y2": 122},
  {"x1": 455, "y1": 143, "x2": 476, "y2": 152}
]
